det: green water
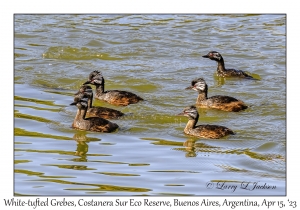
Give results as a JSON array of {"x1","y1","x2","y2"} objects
[{"x1": 14, "y1": 14, "x2": 285, "y2": 195}]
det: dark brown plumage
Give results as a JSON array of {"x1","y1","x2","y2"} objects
[
  {"x1": 83, "y1": 70, "x2": 143, "y2": 106},
  {"x1": 178, "y1": 106, "x2": 234, "y2": 139},
  {"x1": 75, "y1": 85, "x2": 124, "y2": 119},
  {"x1": 186, "y1": 78, "x2": 248, "y2": 112},
  {"x1": 202, "y1": 51, "x2": 256, "y2": 79},
  {"x1": 70, "y1": 93, "x2": 119, "y2": 133}
]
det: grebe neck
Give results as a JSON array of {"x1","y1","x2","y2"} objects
[
  {"x1": 185, "y1": 115, "x2": 199, "y2": 130},
  {"x1": 95, "y1": 84, "x2": 105, "y2": 96},
  {"x1": 196, "y1": 91, "x2": 208, "y2": 103},
  {"x1": 217, "y1": 58, "x2": 226, "y2": 73}
]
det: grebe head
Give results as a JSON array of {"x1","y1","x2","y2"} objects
[
  {"x1": 75, "y1": 84, "x2": 93, "y2": 94},
  {"x1": 70, "y1": 92, "x2": 89, "y2": 109},
  {"x1": 202, "y1": 51, "x2": 223, "y2": 61},
  {"x1": 83, "y1": 70, "x2": 104, "y2": 86},
  {"x1": 185, "y1": 78, "x2": 207, "y2": 92},
  {"x1": 178, "y1": 105, "x2": 199, "y2": 120}
]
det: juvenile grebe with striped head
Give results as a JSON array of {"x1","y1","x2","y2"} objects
[
  {"x1": 178, "y1": 106, "x2": 234, "y2": 139},
  {"x1": 75, "y1": 85, "x2": 124, "y2": 119},
  {"x1": 186, "y1": 78, "x2": 248, "y2": 112},
  {"x1": 202, "y1": 51, "x2": 255, "y2": 79},
  {"x1": 83, "y1": 70, "x2": 143, "y2": 106},
  {"x1": 70, "y1": 92, "x2": 119, "y2": 133}
]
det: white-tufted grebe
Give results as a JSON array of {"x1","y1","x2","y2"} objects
[
  {"x1": 70, "y1": 92, "x2": 119, "y2": 132},
  {"x1": 75, "y1": 84, "x2": 124, "y2": 119},
  {"x1": 202, "y1": 51, "x2": 256, "y2": 79},
  {"x1": 83, "y1": 70, "x2": 143, "y2": 106},
  {"x1": 186, "y1": 78, "x2": 248, "y2": 112},
  {"x1": 178, "y1": 105, "x2": 235, "y2": 139}
]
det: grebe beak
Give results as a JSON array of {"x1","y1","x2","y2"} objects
[
  {"x1": 177, "y1": 112, "x2": 185, "y2": 116},
  {"x1": 185, "y1": 86, "x2": 193, "y2": 90}
]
